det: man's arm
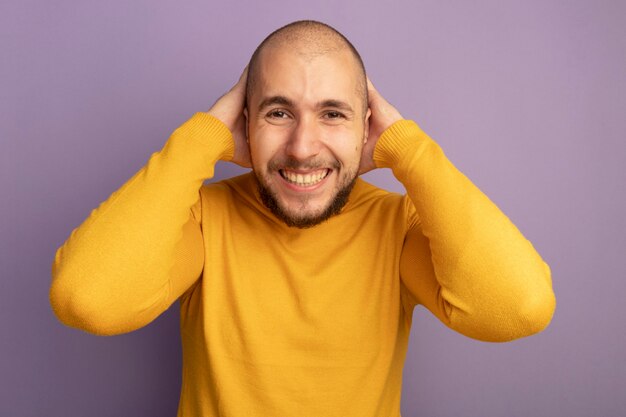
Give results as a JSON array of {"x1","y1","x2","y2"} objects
[
  {"x1": 363, "y1": 79, "x2": 556, "y2": 342},
  {"x1": 49, "y1": 69, "x2": 250, "y2": 336}
]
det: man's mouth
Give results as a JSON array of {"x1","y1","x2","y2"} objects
[{"x1": 279, "y1": 168, "x2": 330, "y2": 187}]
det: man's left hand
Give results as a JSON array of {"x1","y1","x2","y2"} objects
[{"x1": 359, "y1": 78, "x2": 404, "y2": 175}]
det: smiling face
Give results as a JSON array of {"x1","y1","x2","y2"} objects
[{"x1": 246, "y1": 45, "x2": 370, "y2": 228}]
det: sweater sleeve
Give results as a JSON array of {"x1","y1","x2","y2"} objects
[
  {"x1": 374, "y1": 120, "x2": 556, "y2": 342},
  {"x1": 49, "y1": 113, "x2": 234, "y2": 336}
]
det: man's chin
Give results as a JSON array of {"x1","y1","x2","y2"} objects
[
  {"x1": 273, "y1": 208, "x2": 334, "y2": 229},
  {"x1": 256, "y1": 175, "x2": 357, "y2": 229}
]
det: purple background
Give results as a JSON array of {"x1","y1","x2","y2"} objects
[{"x1": 2, "y1": 0, "x2": 625, "y2": 416}]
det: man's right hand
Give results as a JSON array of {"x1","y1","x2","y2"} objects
[{"x1": 207, "y1": 67, "x2": 251, "y2": 168}]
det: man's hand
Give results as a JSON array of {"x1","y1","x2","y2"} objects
[
  {"x1": 359, "y1": 78, "x2": 404, "y2": 175},
  {"x1": 207, "y1": 67, "x2": 251, "y2": 168}
]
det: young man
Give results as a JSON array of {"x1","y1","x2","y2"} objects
[{"x1": 50, "y1": 20, "x2": 555, "y2": 417}]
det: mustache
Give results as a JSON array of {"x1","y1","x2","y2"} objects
[{"x1": 267, "y1": 157, "x2": 340, "y2": 171}]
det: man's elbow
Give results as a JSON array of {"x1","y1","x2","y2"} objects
[
  {"x1": 456, "y1": 274, "x2": 556, "y2": 343},
  {"x1": 490, "y1": 281, "x2": 556, "y2": 342},
  {"x1": 516, "y1": 260, "x2": 556, "y2": 337},
  {"x1": 499, "y1": 257, "x2": 557, "y2": 341},
  {"x1": 49, "y1": 275, "x2": 132, "y2": 336},
  {"x1": 516, "y1": 284, "x2": 556, "y2": 338}
]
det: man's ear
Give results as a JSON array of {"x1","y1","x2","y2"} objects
[
  {"x1": 243, "y1": 108, "x2": 249, "y2": 142},
  {"x1": 363, "y1": 107, "x2": 372, "y2": 144}
]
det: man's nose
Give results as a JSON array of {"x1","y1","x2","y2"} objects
[{"x1": 285, "y1": 115, "x2": 322, "y2": 161}]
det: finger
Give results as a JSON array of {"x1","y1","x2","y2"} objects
[
  {"x1": 366, "y1": 77, "x2": 382, "y2": 106},
  {"x1": 367, "y1": 77, "x2": 380, "y2": 96},
  {"x1": 238, "y1": 65, "x2": 249, "y2": 84},
  {"x1": 231, "y1": 66, "x2": 249, "y2": 93}
]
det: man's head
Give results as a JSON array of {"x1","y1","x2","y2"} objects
[{"x1": 244, "y1": 20, "x2": 370, "y2": 228}]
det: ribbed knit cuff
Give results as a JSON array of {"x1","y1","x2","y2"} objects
[
  {"x1": 172, "y1": 112, "x2": 235, "y2": 162},
  {"x1": 373, "y1": 119, "x2": 431, "y2": 169}
]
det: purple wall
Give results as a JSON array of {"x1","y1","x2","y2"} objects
[{"x1": 2, "y1": 1, "x2": 624, "y2": 416}]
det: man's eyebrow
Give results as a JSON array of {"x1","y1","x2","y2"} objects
[
  {"x1": 257, "y1": 96, "x2": 355, "y2": 114},
  {"x1": 258, "y1": 96, "x2": 294, "y2": 112},
  {"x1": 317, "y1": 99, "x2": 354, "y2": 113}
]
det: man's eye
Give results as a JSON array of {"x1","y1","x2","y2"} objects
[
  {"x1": 268, "y1": 110, "x2": 288, "y2": 118},
  {"x1": 325, "y1": 111, "x2": 344, "y2": 119}
]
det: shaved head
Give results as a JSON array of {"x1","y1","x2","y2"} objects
[{"x1": 246, "y1": 20, "x2": 368, "y2": 116}]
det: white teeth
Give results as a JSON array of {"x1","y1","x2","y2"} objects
[{"x1": 282, "y1": 169, "x2": 329, "y2": 186}]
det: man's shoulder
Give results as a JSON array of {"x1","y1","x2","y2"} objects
[
  {"x1": 199, "y1": 171, "x2": 258, "y2": 206},
  {"x1": 343, "y1": 178, "x2": 411, "y2": 221},
  {"x1": 350, "y1": 178, "x2": 406, "y2": 206},
  {"x1": 350, "y1": 178, "x2": 417, "y2": 228}
]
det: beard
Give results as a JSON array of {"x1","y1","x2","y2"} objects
[{"x1": 253, "y1": 156, "x2": 359, "y2": 229}]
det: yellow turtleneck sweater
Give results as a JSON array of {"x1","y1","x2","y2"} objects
[{"x1": 50, "y1": 113, "x2": 555, "y2": 417}]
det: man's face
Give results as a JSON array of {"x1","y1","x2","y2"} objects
[{"x1": 246, "y1": 46, "x2": 370, "y2": 228}]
